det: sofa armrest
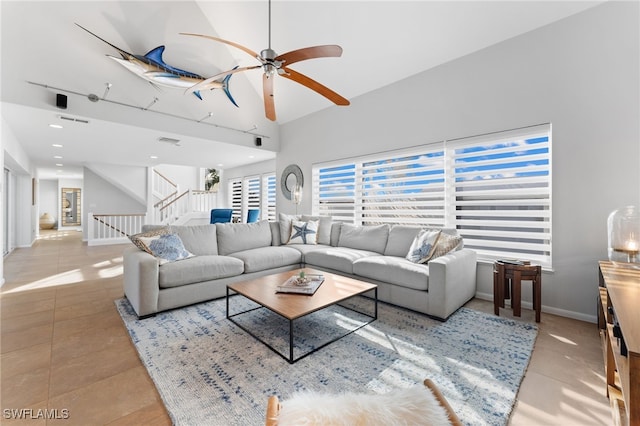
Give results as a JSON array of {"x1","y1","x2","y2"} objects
[
  {"x1": 123, "y1": 246, "x2": 160, "y2": 317},
  {"x1": 426, "y1": 249, "x2": 477, "y2": 320}
]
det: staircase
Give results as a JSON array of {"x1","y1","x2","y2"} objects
[{"x1": 87, "y1": 168, "x2": 218, "y2": 246}]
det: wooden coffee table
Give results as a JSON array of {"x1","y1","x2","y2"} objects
[{"x1": 226, "y1": 267, "x2": 377, "y2": 363}]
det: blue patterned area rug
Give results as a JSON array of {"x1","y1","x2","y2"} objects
[{"x1": 115, "y1": 296, "x2": 537, "y2": 426}]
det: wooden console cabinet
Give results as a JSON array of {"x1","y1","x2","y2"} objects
[{"x1": 598, "y1": 261, "x2": 640, "y2": 426}]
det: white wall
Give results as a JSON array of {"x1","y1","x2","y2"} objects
[
  {"x1": 86, "y1": 163, "x2": 147, "y2": 205},
  {"x1": 155, "y1": 164, "x2": 200, "y2": 193},
  {"x1": 83, "y1": 167, "x2": 146, "y2": 240},
  {"x1": 38, "y1": 179, "x2": 58, "y2": 229},
  {"x1": 2, "y1": 115, "x2": 36, "y2": 250},
  {"x1": 278, "y1": 2, "x2": 640, "y2": 322}
]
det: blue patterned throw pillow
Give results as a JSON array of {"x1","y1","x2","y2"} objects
[
  {"x1": 287, "y1": 220, "x2": 318, "y2": 245},
  {"x1": 406, "y1": 230, "x2": 441, "y2": 263},
  {"x1": 137, "y1": 233, "x2": 194, "y2": 265}
]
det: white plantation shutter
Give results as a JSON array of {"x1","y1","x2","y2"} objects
[
  {"x1": 262, "y1": 173, "x2": 277, "y2": 221},
  {"x1": 361, "y1": 149, "x2": 445, "y2": 226},
  {"x1": 244, "y1": 176, "x2": 261, "y2": 222},
  {"x1": 313, "y1": 145, "x2": 446, "y2": 227},
  {"x1": 450, "y1": 124, "x2": 552, "y2": 267},
  {"x1": 229, "y1": 178, "x2": 242, "y2": 221},
  {"x1": 228, "y1": 174, "x2": 276, "y2": 223},
  {"x1": 313, "y1": 124, "x2": 552, "y2": 268},
  {"x1": 313, "y1": 163, "x2": 357, "y2": 222}
]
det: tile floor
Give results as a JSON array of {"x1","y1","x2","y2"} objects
[{"x1": 1, "y1": 230, "x2": 612, "y2": 425}]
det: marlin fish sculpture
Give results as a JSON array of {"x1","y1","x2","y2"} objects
[{"x1": 76, "y1": 24, "x2": 238, "y2": 106}]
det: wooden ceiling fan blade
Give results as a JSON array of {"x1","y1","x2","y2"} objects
[
  {"x1": 276, "y1": 45, "x2": 343, "y2": 67},
  {"x1": 185, "y1": 65, "x2": 260, "y2": 94},
  {"x1": 180, "y1": 33, "x2": 261, "y2": 60},
  {"x1": 280, "y1": 68, "x2": 350, "y2": 106},
  {"x1": 263, "y1": 73, "x2": 276, "y2": 121}
]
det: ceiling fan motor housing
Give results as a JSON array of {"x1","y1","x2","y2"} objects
[{"x1": 260, "y1": 48, "x2": 282, "y2": 77}]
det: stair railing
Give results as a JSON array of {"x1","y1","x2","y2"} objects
[{"x1": 87, "y1": 213, "x2": 146, "y2": 246}]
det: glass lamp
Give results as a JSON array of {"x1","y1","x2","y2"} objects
[
  {"x1": 292, "y1": 183, "x2": 302, "y2": 215},
  {"x1": 608, "y1": 206, "x2": 640, "y2": 266}
]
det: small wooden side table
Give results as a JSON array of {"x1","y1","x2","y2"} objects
[{"x1": 493, "y1": 261, "x2": 542, "y2": 322}]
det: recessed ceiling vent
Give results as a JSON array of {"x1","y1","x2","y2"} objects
[
  {"x1": 58, "y1": 115, "x2": 89, "y2": 124},
  {"x1": 158, "y1": 137, "x2": 181, "y2": 146}
]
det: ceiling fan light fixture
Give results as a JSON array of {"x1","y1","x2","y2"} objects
[{"x1": 264, "y1": 64, "x2": 276, "y2": 78}]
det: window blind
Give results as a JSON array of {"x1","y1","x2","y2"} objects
[
  {"x1": 313, "y1": 124, "x2": 552, "y2": 267},
  {"x1": 229, "y1": 178, "x2": 242, "y2": 221},
  {"x1": 450, "y1": 124, "x2": 552, "y2": 267},
  {"x1": 262, "y1": 173, "x2": 277, "y2": 221}
]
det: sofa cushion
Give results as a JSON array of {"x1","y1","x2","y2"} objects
[
  {"x1": 384, "y1": 225, "x2": 423, "y2": 257},
  {"x1": 330, "y1": 222, "x2": 342, "y2": 247},
  {"x1": 301, "y1": 215, "x2": 333, "y2": 245},
  {"x1": 304, "y1": 247, "x2": 379, "y2": 274},
  {"x1": 229, "y1": 246, "x2": 302, "y2": 273},
  {"x1": 269, "y1": 221, "x2": 282, "y2": 246},
  {"x1": 158, "y1": 255, "x2": 244, "y2": 288},
  {"x1": 286, "y1": 244, "x2": 332, "y2": 262},
  {"x1": 353, "y1": 256, "x2": 430, "y2": 291},
  {"x1": 406, "y1": 229, "x2": 441, "y2": 264},
  {"x1": 338, "y1": 224, "x2": 389, "y2": 254},
  {"x1": 217, "y1": 221, "x2": 273, "y2": 255},
  {"x1": 279, "y1": 213, "x2": 301, "y2": 244},
  {"x1": 169, "y1": 224, "x2": 218, "y2": 256},
  {"x1": 288, "y1": 220, "x2": 318, "y2": 245}
]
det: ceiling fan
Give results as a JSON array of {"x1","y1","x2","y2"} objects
[{"x1": 181, "y1": 0, "x2": 350, "y2": 121}]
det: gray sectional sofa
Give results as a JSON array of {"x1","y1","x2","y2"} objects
[{"x1": 123, "y1": 217, "x2": 477, "y2": 320}]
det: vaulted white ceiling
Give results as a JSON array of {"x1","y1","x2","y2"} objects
[{"x1": 0, "y1": 1, "x2": 602, "y2": 179}]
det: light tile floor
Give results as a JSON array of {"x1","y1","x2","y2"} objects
[{"x1": 1, "y1": 230, "x2": 612, "y2": 425}]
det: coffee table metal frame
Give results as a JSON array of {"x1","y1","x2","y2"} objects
[{"x1": 226, "y1": 271, "x2": 377, "y2": 364}]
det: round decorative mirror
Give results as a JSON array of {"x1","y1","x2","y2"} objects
[{"x1": 280, "y1": 164, "x2": 303, "y2": 201}]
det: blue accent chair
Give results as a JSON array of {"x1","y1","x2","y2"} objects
[
  {"x1": 210, "y1": 209, "x2": 233, "y2": 224},
  {"x1": 246, "y1": 209, "x2": 260, "y2": 223}
]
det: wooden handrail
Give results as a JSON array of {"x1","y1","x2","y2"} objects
[
  {"x1": 153, "y1": 169, "x2": 177, "y2": 188},
  {"x1": 159, "y1": 190, "x2": 189, "y2": 212},
  {"x1": 154, "y1": 191, "x2": 178, "y2": 208}
]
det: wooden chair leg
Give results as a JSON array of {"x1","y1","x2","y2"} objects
[
  {"x1": 512, "y1": 271, "x2": 522, "y2": 317},
  {"x1": 423, "y1": 379, "x2": 463, "y2": 426},
  {"x1": 265, "y1": 395, "x2": 279, "y2": 426},
  {"x1": 534, "y1": 269, "x2": 541, "y2": 322},
  {"x1": 493, "y1": 269, "x2": 500, "y2": 315}
]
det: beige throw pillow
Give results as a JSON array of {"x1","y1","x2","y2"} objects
[{"x1": 431, "y1": 233, "x2": 463, "y2": 259}]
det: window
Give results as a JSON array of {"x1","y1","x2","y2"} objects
[
  {"x1": 450, "y1": 125, "x2": 551, "y2": 267},
  {"x1": 228, "y1": 173, "x2": 276, "y2": 222},
  {"x1": 313, "y1": 124, "x2": 552, "y2": 267},
  {"x1": 244, "y1": 176, "x2": 261, "y2": 216},
  {"x1": 262, "y1": 174, "x2": 277, "y2": 221},
  {"x1": 229, "y1": 178, "x2": 243, "y2": 221}
]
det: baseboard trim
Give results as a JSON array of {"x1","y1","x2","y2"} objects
[{"x1": 475, "y1": 291, "x2": 597, "y2": 324}]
